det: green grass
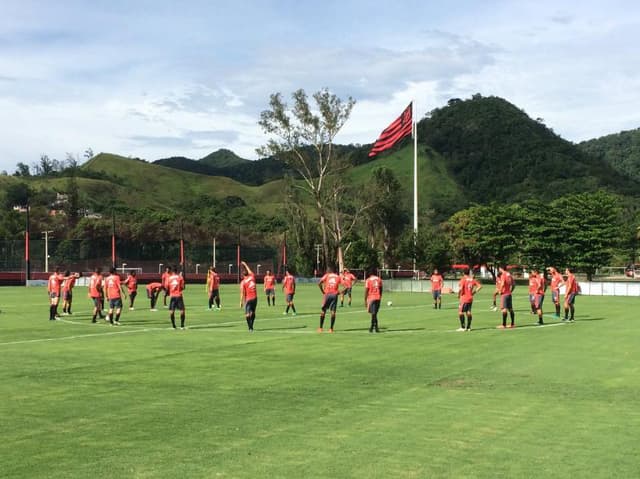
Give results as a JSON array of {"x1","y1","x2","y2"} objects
[{"x1": 1, "y1": 284, "x2": 639, "y2": 478}]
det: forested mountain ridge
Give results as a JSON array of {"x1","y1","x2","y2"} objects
[{"x1": 579, "y1": 128, "x2": 640, "y2": 183}]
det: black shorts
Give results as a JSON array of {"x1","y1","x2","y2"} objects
[
  {"x1": 368, "y1": 299, "x2": 381, "y2": 314},
  {"x1": 209, "y1": 288, "x2": 220, "y2": 299},
  {"x1": 322, "y1": 293, "x2": 339, "y2": 312},
  {"x1": 109, "y1": 298, "x2": 123, "y2": 309},
  {"x1": 169, "y1": 296, "x2": 185, "y2": 311},
  {"x1": 244, "y1": 298, "x2": 257, "y2": 314}
]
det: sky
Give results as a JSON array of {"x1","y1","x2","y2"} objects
[{"x1": 0, "y1": 0, "x2": 639, "y2": 173}]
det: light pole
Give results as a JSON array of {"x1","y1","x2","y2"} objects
[
  {"x1": 315, "y1": 243, "x2": 322, "y2": 277},
  {"x1": 228, "y1": 263, "x2": 233, "y2": 274},
  {"x1": 42, "y1": 230, "x2": 53, "y2": 273},
  {"x1": 121, "y1": 263, "x2": 127, "y2": 275},
  {"x1": 196, "y1": 263, "x2": 201, "y2": 275},
  {"x1": 158, "y1": 263, "x2": 163, "y2": 274},
  {"x1": 257, "y1": 264, "x2": 261, "y2": 275}
]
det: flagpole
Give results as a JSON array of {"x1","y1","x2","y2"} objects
[{"x1": 412, "y1": 101, "x2": 418, "y2": 274}]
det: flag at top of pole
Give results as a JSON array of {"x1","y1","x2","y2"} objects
[{"x1": 368, "y1": 102, "x2": 413, "y2": 157}]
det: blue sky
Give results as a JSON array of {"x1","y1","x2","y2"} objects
[{"x1": 0, "y1": 0, "x2": 638, "y2": 172}]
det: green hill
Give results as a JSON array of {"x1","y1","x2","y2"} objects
[
  {"x1": 579, "y1": 128, "x2": 640, "y2": 183},
  {"x1": 418, "y1": 95, "x2": 639, "y2": 202},
  {"x1": 199, "y1": 149, "x2": 249, "y2": 168}
]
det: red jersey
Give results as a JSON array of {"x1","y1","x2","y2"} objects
[
  {"x1": 263, "y1": 274, "x2": 276, "y2": 290},
  {"x1": 207, "y1": 271, "x2": 220, "y2": 292},
  {"x1": 550, "y1": 272, "x2": 563, "y2": 292},
  {"x1": 365, "y1": 275, "x2": 383, "y2": 301},
  {"x1": 528, "y1": 274, "x2": 538, "y2": 295},
  {"x1": 62, "y1": 275, "x2": 76, "y2": 293},
  {"x1": 499, "y1": 272, "x2": 514, "y2": 295},
  {"x1": 458, "y1": 275, "x2": 480, "y2": 303},
  {"x1": 48, "y1": 273, "x2": 65, "y2": 295},
  {"x1": 341, "y1": 272, "x2": 356, "y2": 288},
  {"x1": 105, "y1": 274, "x2": 123, "y2": 300},
  {"x1": 536, "y1": 275, "x2": 546, "y2": 295},
  {"x1": 565, "y1": 273, "x2": 579, "y2": 295},
  {"x1": 430, "y1": 274, "x2": 443, "y2": 291},
  {"x1": 167, "y1": 273, "x2": 185, "y2": 298},
  {"x1": 89, "y1": 273, "x2": 103, "y2": 298},
  {"x1": 282, "y1": 273, "x2": 296, "y2": 294},
  {"x1": 162, "y1": 271, "x2": 170, "y2": 289},
  {"x1": 319, "y1": 272, "x2": 341, "y2": 295},
  {"x1": 146, "y1": 282, "x2": 163, "y2": 293},
  {"x1": 241, "y1": 274, "x2": 257, "y2": 301},
  {"x1": 124, "y1": 274, "x2": 137, "y2": 293}
]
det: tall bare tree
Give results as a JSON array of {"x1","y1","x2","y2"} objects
[{"x1": 258, "y1": 88, "x2": 355, "y2": 268}]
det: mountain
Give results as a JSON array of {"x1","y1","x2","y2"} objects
[
  {"x1": 199, "y1": 149, "x2": 248, "y2": 168},
  {"x1": 579, "y1": 128, "x2": 640, "y2": 183},
  {"x1": 417, "y1": 95, "x2": 640, "y2": 203}
]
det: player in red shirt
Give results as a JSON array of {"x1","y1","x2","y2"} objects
[
  {"x1": 339, "y1": 268, "x2": 357, "y2": 307},
  {"x1": 457, "y1": 268, "x2": 482, "y2": 331},
  {"x1": 206, "y1": 266, "x2": 221, "y2": 310},
  {"x1": 47, "y1": 268, "x2": 76, "y2": 321},
  {"x1": 430, "y1": 268, "x2": 444, "y2": 310},
  {"x1": 88, "y1": 266, "x2": 105, "y2": 323},
  {"x1": 531, "y1": 268, "x2": 546, "y2": 325},
  {"x1": 161, "y1": 266, "x2": 171, "y2": 307},
  {"x1": 282, "y1": 269, "x2": 297, "y2": 315},
  {"x1": 240, "y1": 261, "x2": 257, "y2": 331},
  {"x1": 364, "y1": 270, "x2": 383, "y2": 333},
  {"x1": 167, "y1": 267, "x2": 186, "y2": 329},
  {"x1": 105, "y1": 267, "x2": 126, "y2": 325},
  {"x1": 563, "y1": 267, "x2": 579, "y2": 322},
  {"x1": 61, "y1": 269, "x2": 78, "y2": 316},
  {"x1": 548, "y1": 267, "x2": 565, "y2": 318},
  {"x1": 318, "y1": 266, "x2": 342, "y2": 333},
  {"x1": 123, "y1": 270, "x2": 138, "y2": 310},
  {"x1": 146, "y1": 282, "x2": 163, "y2": 311},
  {"x1": 497, "y1": 265, "x2": 516, "y2": 329},
  {"x1": 263, "y1": 269, "x2": 276, "y2": 307},
  {"x1": 528, "y1": 270, "x2": 539, "y2": 315}
]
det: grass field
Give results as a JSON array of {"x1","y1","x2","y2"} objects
[{"x1": 1, "y1": 283, "x2": 639, "y2": 478}]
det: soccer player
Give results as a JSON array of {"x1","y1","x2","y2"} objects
[
  {"x1": 532, "y1": 268, "x2": 546, "y2": 325},
  {"x1": 457, "y1": 268, "x2": 482, "y2": 331},
  {"x1": 430, "y1": 268, "x2": 444, "y2": 309},
  {"x1": 88, "y1": 267, "x2": 105, "y2": 323},
  {"x1": 206, "y1": 266, "x2": 221, "y2": 310},
  {"x1": 263, "y1": 269, "x2": 276, "y2": 307},
  {"x1": 490, "y1": 270, "x2": 501, "y2": 311},
  {"x1": 339, "y1": 268, "x2": 357, "y2": 307},
  {"x1": 123, "y1": 270, "x2": 138, "y2": 310},
  {"x1": 61, "y1": 269, "x2": 77, "y2": 316},
  {"x1": 167, "y1": 267, "x2": 186, "y2": 329},
  {"x1": 548, "y1": 267, "x2": 564, "y2": 318},
  {"x1": 47, "y1": 267, "x2": 69, "y2": 321},
  {"x1": 563, "y1": 267, "x2": 579, "y2": 322},
  {"x1": 105, "y1": 267, "x2": 126, "y2": 325},
  {"x1": 528, "y1": 270, "x2": 539, "y2": 315},
  {"x1": 364, "y1": 270, "x2": 383, "y2": 333},
  {"x1": 146, "y1": 281, "x2": 163, "y2": 311},
  {"x1": 318, "y1": 266, "x2": 342, "y2": 333},
  {"x1": 282, "y1": 268, "x2": 297, "y2": 315},
  {"x1": 497, "y1": 265, "x2": 516, "y2": 329},
  {"x1": 161, "y1": 266, "x2": 171, "y2": 307},
  {"x1": 239, "y1": 261, "x2": 257, "y2": 331}
]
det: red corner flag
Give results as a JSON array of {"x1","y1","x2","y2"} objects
[{"x1": 369, "y1": 102, "x2": 413, "y2": 157}]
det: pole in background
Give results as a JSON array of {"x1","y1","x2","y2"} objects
[
  {"x1": 412, "y1": 106, "x2": 418, "y2": 274},
  {"x1": 212, "y1": 236, "x2": 216, "y2": 268},
  {"x1": 42, "y1": 230, "x2": 53, "y2": 273},
  {"x1": 111, "y1": 210, "x2": 116, "y2": 269},
  {"x1": 25, "y1": 204, "x2": 30, "y2": 285}
]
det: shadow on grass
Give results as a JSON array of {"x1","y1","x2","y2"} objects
[{"x1": 257, "y1": 325, "x2": 308, "y2": 331}]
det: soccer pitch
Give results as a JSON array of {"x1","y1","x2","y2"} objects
[{"x1": 1, "y1": 283, "x2": 638, "y2": 478}]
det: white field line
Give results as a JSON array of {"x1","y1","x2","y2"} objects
[{"x1": 1, "y1": 301, "x2": 570, "y2": 346}]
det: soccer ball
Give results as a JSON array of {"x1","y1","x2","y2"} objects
[{"x1": 387, "y1": 301, "x2": 393, "y2": 307}]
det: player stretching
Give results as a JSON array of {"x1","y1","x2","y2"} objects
[
  {"x1": 457, "y1": 268, "x2": 482, "y2": 331},
  {"x1": 282, "y1": 269, "x2": 297, "y2": 315},
  {"x1": 339, "y1": 268, "x2": 357, "y2": 307},
  {"x1": 430, "y1": 268, "x2": 444, "y2": 309},
  {"x1": 146, "y1": 282, "x2": 163, "y2": 311},
  {"x1": 364, "y1": 270, "x2": 383, "y2": 333},
  {"x1": 61, "y1": 270, "x2": 77, "y2": 315},
  {"x1": 263, "y1": 269, "x2": 276, "y2": 307},
  {"x1": 497, "y1": 265, "x2": 516, "y2": 329},
  {"x1": 47, "y1": 268, "x2": 73, "y2": 321},
  {"x1": 105, "y1": 268, "x2": 126, "y2": 325},
  {"x1": 548, "y1": 267, "x2": 564, "y2": 318},
  {"x1": 89, "y1": 267, "x2": 105, "y2": 323},
  {"x1": 318, "y1": 266, "x2": 342, "y2": 333},
  {"x1": 240, "y1": 261, "x2": 257, "y2": 331}
]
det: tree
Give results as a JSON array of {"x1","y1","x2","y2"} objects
[
  {"x1": 14, "y1": 162, "x2": 31, "y2": 177},
  {"x1": 258, "y1": 88, "x2": 355, "y2": 269}
]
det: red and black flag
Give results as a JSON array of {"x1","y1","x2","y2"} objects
[{"x1": 368, "y1": 102, "x2": 413, "y2": 157}]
